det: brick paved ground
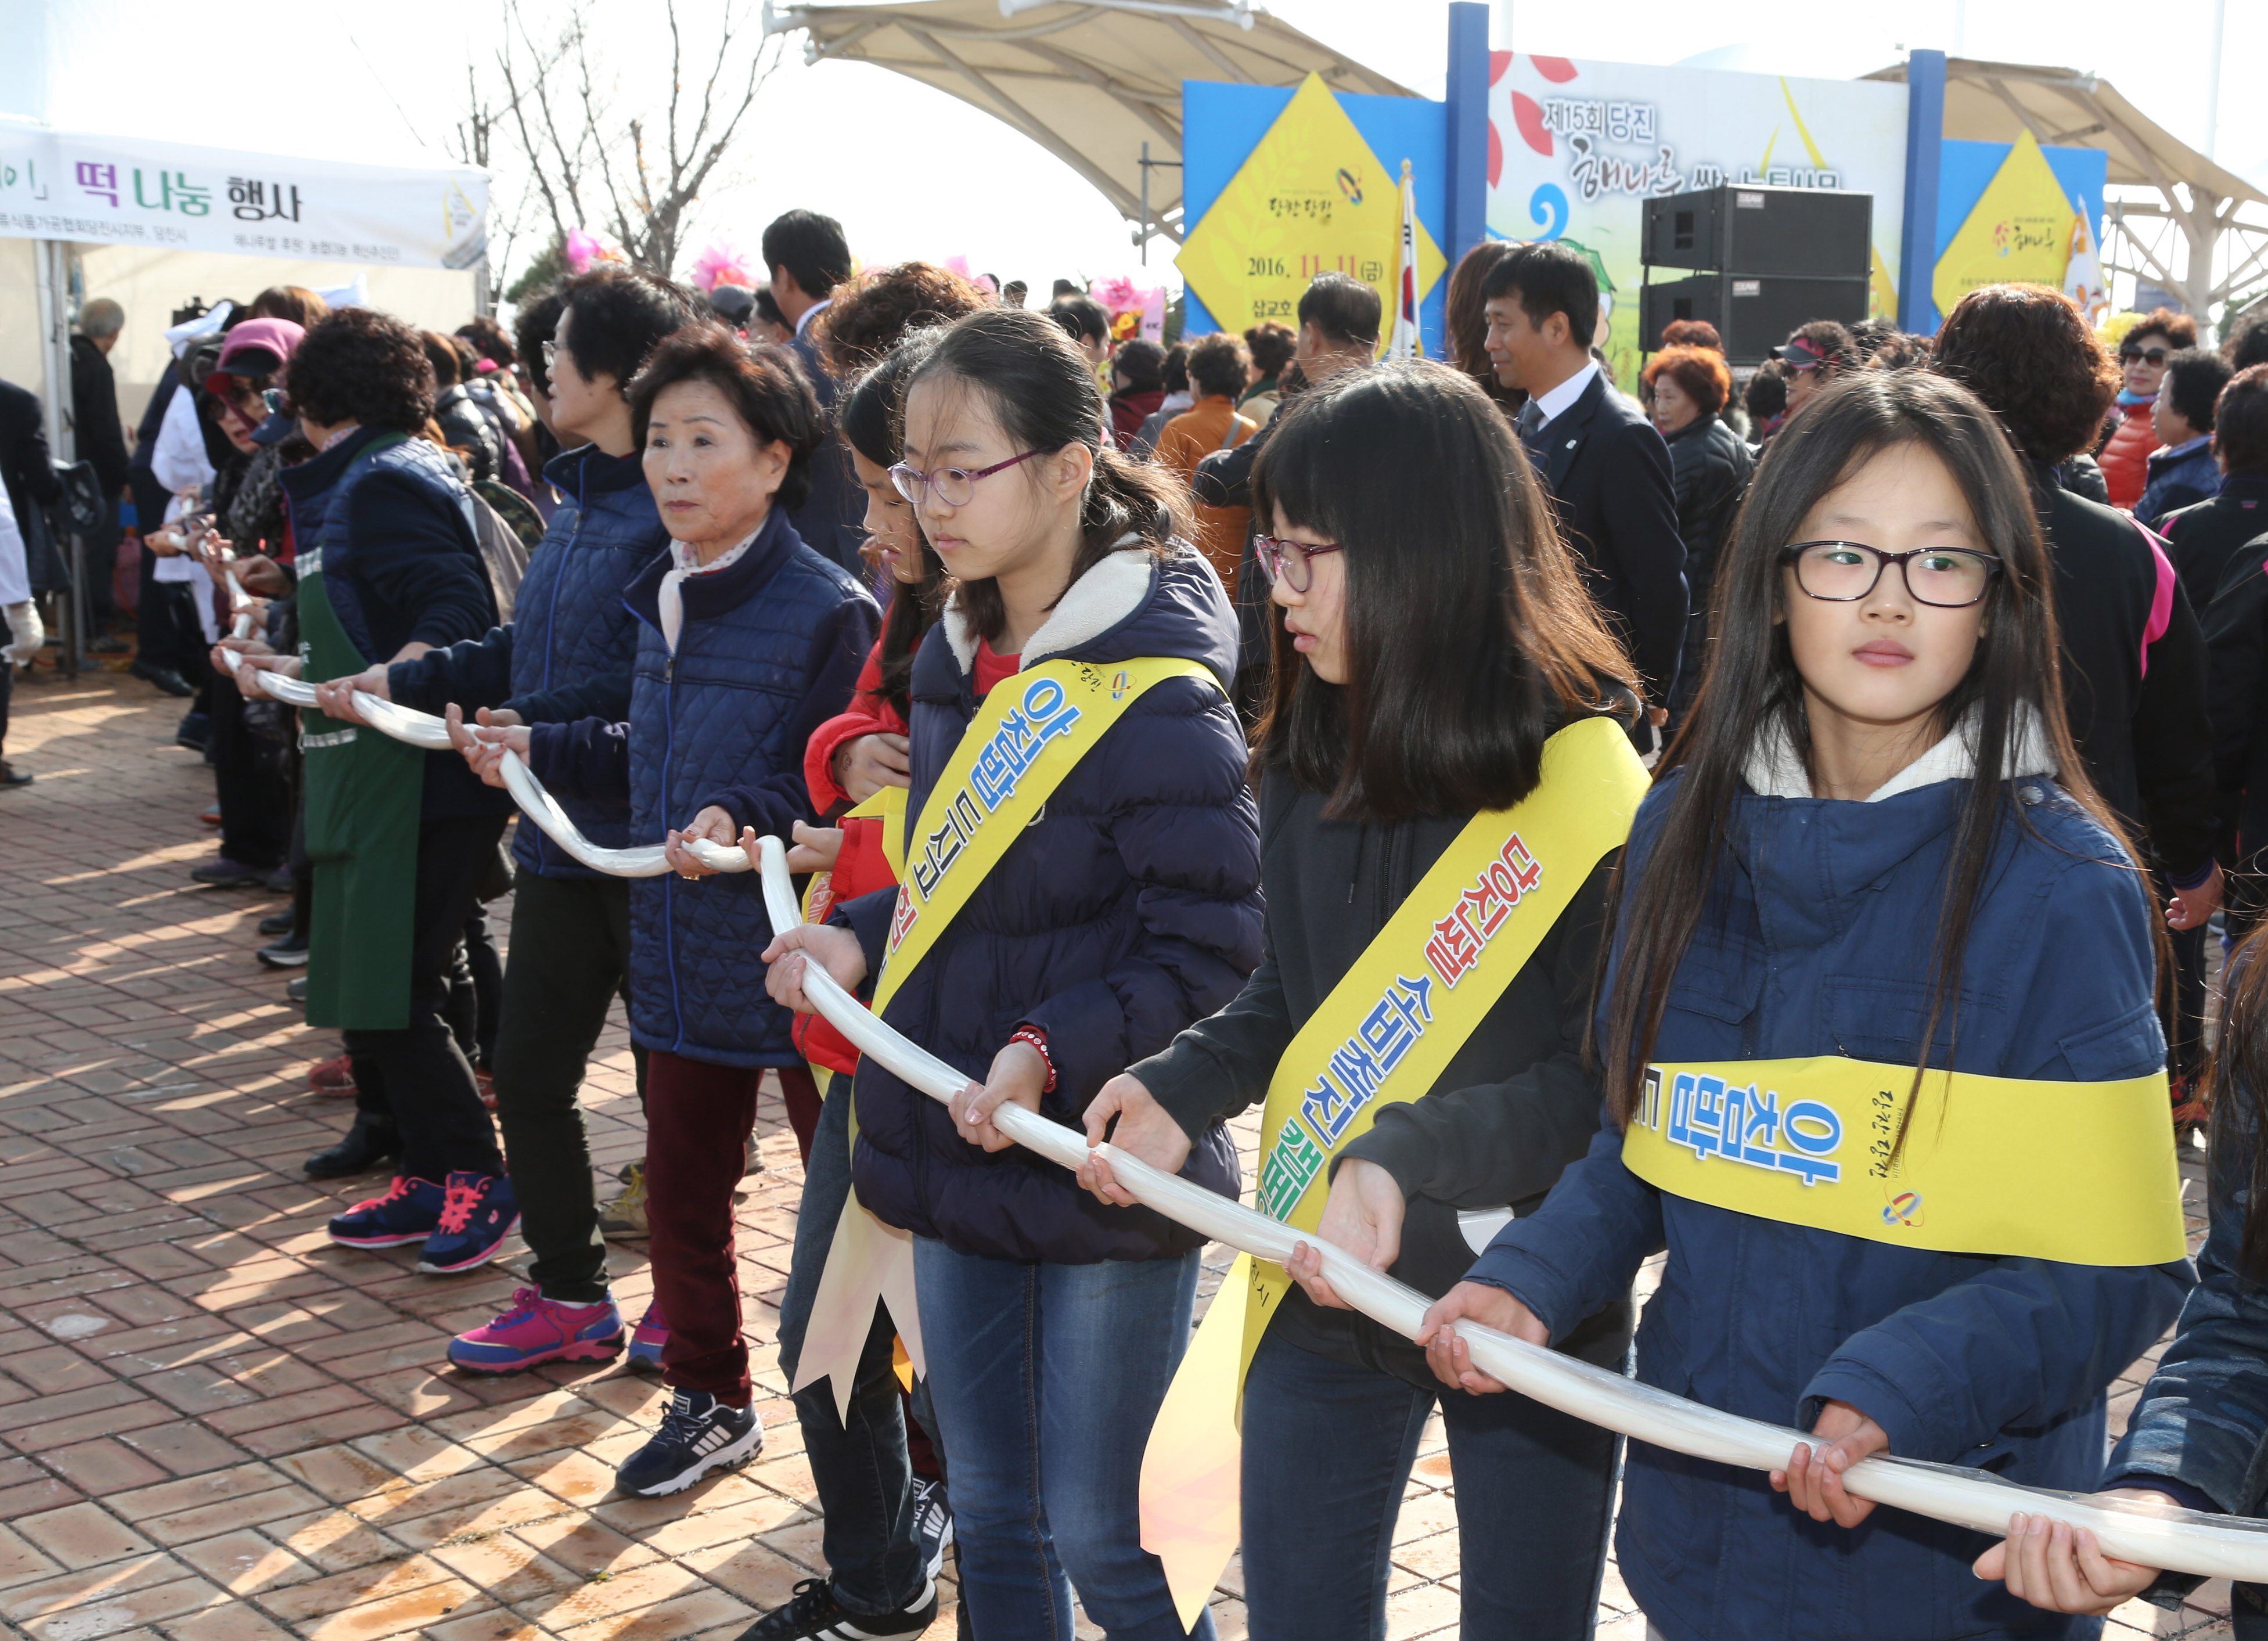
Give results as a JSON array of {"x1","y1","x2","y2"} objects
[{"x1": 0, "y1": 667, "x2": 2235, "y2": 1639}]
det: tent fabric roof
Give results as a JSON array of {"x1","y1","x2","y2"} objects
[
  {"x1": 762, "y1": 1, "x2": 1414, "y2": 239},
  {"x1": 1863, "y1": 57, "x2": 2266, "y2": 208}
]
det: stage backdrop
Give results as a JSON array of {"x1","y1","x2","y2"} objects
[
  {"x1": 1178, "y1": 74, "x2": 1448, "y2": 357},
  {"x1": 1486, "y1": 54, "x2": 1908, "y2": 383}
]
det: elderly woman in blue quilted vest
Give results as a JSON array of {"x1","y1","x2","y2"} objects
[{"x1": 459, "y1": 323, "x2": 875, "y2": 1500}]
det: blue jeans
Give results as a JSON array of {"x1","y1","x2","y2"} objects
[
  {"x1": 775, "y1": 1075, "x2": 927, "y2": 1617},
  {"x1": 1240, "y1": 1325, "x2": 1618, "y2": 1641},
  {"x1": 914, "y1": 1237, "x2": 1214, "y2": 1641}
]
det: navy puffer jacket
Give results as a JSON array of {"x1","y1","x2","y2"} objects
[
  {"x1": 528, "y1": 506, "x2": 876, "y2": 1067},
  {"x1": 388, "y1": 444, "x2": 668, "y2": 878},
  {"x1": 1466, "y1": 723, "x2": 2193, "y2": 1641},
  {"x1": 837, "y1": 546, "x2": 1266, "y2": 1263}
]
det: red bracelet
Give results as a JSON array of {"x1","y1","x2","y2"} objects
[{"x1": 1009, "y1": 1027, "x2": 1057, "y2": 1093}]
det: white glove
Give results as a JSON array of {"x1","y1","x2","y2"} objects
[{"x1": 3, "y1": 602, "x2": 41, "y2": 668}]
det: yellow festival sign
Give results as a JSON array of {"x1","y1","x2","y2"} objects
[
  {"x1": 1932, "y1": 129, "x2": 2080, "y2": 319},
  {"x1": 1176, "y1": 73, "x2": 1446, "y2": 347}
]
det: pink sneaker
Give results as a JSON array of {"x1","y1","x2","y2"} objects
[
  {"x1": 448, "y1": 1286, "x2": 625, "y2": 1373},
  {"x1": 626, "y1": 1301, "x2": 668, "y2": 1371}
]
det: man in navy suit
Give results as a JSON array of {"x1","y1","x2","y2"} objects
[
  {"x1": 762, "y1": 208, "x2": 862, "y2": 573},
  {"x1": 1482, "y1": 244, "x2": 1687, "y2": 725}
]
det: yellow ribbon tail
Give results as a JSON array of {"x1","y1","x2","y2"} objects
[
  {"x1": 1141, "y1": 1253, "x2": 1251, "y2": 1633},
  {"x1": 790, "y1": 1191, "x2": 916, "y2": 1427}
]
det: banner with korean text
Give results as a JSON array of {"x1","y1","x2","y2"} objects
[
  {"x1": 1486, "y1": 56, "x2": 1907, "y2": 384},
  {"x1": 0, "y1": 127, "x2": 487, "y2": 269}
]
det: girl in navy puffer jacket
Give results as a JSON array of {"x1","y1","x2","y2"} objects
[
  {"x1": 764, "y1": 309, "x2": 1263, "y2": 1641},
  {"x1": 1420, "y1": 372, "x2": 2193, "y2": 1641}
]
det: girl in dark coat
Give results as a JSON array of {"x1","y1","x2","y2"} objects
[
  {"x1": 1422, "y1": 373, "x2": 2190, "y2": 1640},
  {"x1": 1079, "y1": 362, "x2": 1644, "y2": 1640},
  {"x1": 762, "y1": 308, "x2": 1263, "y2": 1641}
]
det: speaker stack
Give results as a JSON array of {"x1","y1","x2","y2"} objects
[{"x1": 1639, "y1": 185, "x2": 1874, "y2": 365}]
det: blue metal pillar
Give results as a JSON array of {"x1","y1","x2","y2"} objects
[
  {"x1": 1445, "y1": 1, "x2": 1491, "y2": 264},
  {"x1": 1898, "y1": 49, "x2": 1946, "y2": 334}
]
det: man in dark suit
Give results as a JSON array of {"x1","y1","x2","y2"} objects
[
  {"x1": 762, "y1": 209, "x2": 861, "y2": 574},
  {"x1": 1482, "y1": 244, "x2": 1686, "y2": 724}
]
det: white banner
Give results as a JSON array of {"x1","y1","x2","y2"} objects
[
  {"x1": 1485, "y1": 56, "x2": 1907, "y2": 380},
  {"x1": 0, "y1": 127, "x2": 487, "y2": 270}
]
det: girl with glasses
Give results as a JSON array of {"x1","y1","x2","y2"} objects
[
  {"x1": 1417, "y1": 370, "x2": 2191, "y2": 1640},
  {"x1": 759, "y1": 307, "x2": 1264, "y2": 1640},
  {"x1": 1079, "y1": 361, "x2": 1645, "y2": 1640}
]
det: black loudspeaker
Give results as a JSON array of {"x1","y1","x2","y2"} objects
[
  {"x1": 1643, "y1": 186, "x2": 1873, "y2": 279},
  {"x1": 1640, "y1": 273, "x2": 1871, "y2": 366}
]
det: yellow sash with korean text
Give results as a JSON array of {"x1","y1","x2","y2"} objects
[
  {"x1": 1622, "y1": 1056, "x2": 2186, "y2": 1265},
  {"x1": 869, "y1": 656, "x2": 1215, "y2": 1020},
  {"x1": 1137, "y1": 714, "x2": 1649, "y2": 1627}
]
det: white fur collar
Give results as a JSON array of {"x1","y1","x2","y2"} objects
[
  {"x1": 1742, "y1": 700, "x2": 2057, "y2": 801},
  {"x1": 941, "y1": 535, "x2": 1159, "y2": 672}
]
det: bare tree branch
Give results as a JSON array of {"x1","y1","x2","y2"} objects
[{"x1": 473, "y1": 0, "x2": 783, "y2": 279}]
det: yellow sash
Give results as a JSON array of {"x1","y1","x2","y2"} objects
[
  {"x1": 1139, "y1": 715, "x2": 1650, "y2": 1626},
  {"x1": 869, "y1": 656, "x2": 1214, "y2": 1019},
  {"x1": 1623, "y1": 1056, "x2": 2186, "y2": 1265}
]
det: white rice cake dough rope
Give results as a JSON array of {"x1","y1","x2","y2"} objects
[{"x1": 207, "y1": 646, "x2": 2268, "y2": 1581}]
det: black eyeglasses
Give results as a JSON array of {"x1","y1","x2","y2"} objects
[
  {"x1": 1254, "y1": 533, "x2": 1343, "y2": 592},
  {"x1": 1781, "y1": 541, "x2": 2003, "y2": 609},
  {"x1": 2118, "y1": 345, "x2": 2170, "y2": 366}
]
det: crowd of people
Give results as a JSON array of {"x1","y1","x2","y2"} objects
[{"x1": 15, "y1": 200, "x2": 2268, "y2": 1640}]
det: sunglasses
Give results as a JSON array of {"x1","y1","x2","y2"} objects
[
  {"x1": 2118, "y1": 346, "x2": 2171, "y2": 366},
  {"x1": 888, "y1": 448, "x2": 1043, "y2": 508},
  {"x1": 1253, "y1": 532, "x2": 1343, "y2": 592}
]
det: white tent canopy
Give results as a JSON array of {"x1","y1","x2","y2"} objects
[{"x1": 762, "y1": 0, "x2": 1414, "y2": 244}]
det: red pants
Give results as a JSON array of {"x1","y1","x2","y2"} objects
[{"x1": 644, "y1": 1049, "x2": 819, "y2": 1405}]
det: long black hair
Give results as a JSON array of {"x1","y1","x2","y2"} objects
[
  {"x1": 1599, "y1": 370, "x2": 2153, "y2": 1129},
  {"x1": 2213, "y1": 938, "x2": 2268, "y2": 1280},
  {"x1": 841, "y1": 335, "x2": 946, "y2": 721},
  {"x1": 1250, "y1": 362, "x2": 1633, "y2": 822},
  {"x1": 905, "y1": 308, "x2": 1191, "y2": 644}
]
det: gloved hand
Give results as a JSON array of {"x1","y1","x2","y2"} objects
[{"x1": 3, "y1": 601, "x2": 42, "y2": 667}]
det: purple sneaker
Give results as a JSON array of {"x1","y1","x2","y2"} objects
[
  {"x1": 626, "y1": 1301, "x2": 668, "y2": 1370},
  {"x1": 415, "y1": 1171, "x2": 521, "y2": 1274},
  {"x1": 328, "y1": 1176, "x2": 445, "y2": 1247},
  {"x1": 448, "y1": 1286, "x2": 624, "y2": 1373}
]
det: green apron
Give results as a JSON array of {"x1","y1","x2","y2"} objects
[{"x1": 297, "y1": 469, "x2": 426, "y2": 1032}]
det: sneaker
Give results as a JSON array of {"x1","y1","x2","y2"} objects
[
  {"x1": 262, "y1": 866, "x2": 294, "y2": 893},
  {"x1": 0, "y1": 762, "x2": 30, "y2": 789},
  {"x1": 734, "y1": 1575, "x2": 938, "y2": 1640},
  {"x1": 911, "y1": 1477, "x2": 954, "y2": 1581},
  {"x1": 598, "y1": 1163, "x2": 649, "y2": 1237},
  {"x1": 614, "y1": 1388, "x2": 762, "y2": 1498},
  {"x1": 198, "y1": 805, "x2": 222, "y2": 826},
  {"x1": 256, "y1": 933, "x2": 309, "y2": 969},
  {"x1": 308, "y1": 1054, "x2": 355, "y2": 1095},
  {"x1": 258, "y1": 909, "x2": 296, "y2": 937},
  {"x1": 286, "y1": 976, "x2": 307, "y2": 1005},
  {"x1": 191, "y1": 857, "x2": 275, "y2": 888},
  {"x1": 476, "y1": 1068, "x2": 497, "y2": 1111},
  {"x1": 328, "y1": 1176, "x2": 445, "y2": 1247},
  {"x1": 448, "y1": 1286, "x2": 624, "y2": 1373},
  {"x1": 626, "y1": 1301, "x2": 668, "y2": 1370},
  {"x1": 416, "y1": 1172, "x2": 521, "y2": 1274}
]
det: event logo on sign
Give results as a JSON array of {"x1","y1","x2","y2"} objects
[{"x1": 1177, "y1": 74, "x2": 1446, "y2": 337}]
